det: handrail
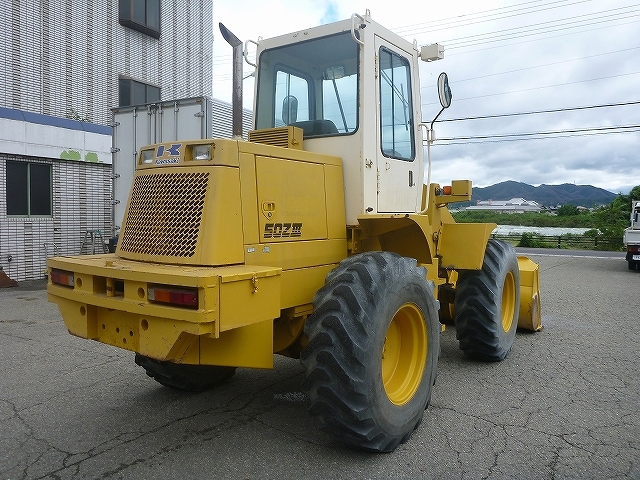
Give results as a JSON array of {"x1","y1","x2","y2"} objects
[
  {"x1": 350, "y1": 12, "x2": 365, "y2": 46},
  {"x1": 244, "y1": 39, "x2": 258, "y2": 68}
]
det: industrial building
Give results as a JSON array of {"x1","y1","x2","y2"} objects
[
  {"x1": 465, "y1": 198, "x2": 543, "y2": 214},
  {"x1": 0, "y1": 0, "x2": 213, "y2": 282}
]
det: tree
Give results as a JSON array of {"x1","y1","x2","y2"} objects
[
  {"x1": 556, "y1": 204, "x2": 580, "y2": 216},
  {"x1": 591, "y1": 186, "x2": 640, "y2": 239},
  {"x1": 66, "y1": 108, "x2": 91, "y2": 123}
]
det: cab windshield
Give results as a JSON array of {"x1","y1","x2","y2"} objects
[{"x1": 255, "y1": 32, "x2": 359, "y2": 138}]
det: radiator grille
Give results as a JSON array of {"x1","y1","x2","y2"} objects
[{"x1": 119, "y1": 171, "x2": 209, "y2": 258}]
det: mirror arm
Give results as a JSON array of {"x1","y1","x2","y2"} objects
[
  {"x1": 431, "y1": 106, "x2": 446, "y2": 132},
  {"x1": 429, "y1": 107, "x2": 447, "y2": 132},
  {"x1": 419, "y1": 104, "x2": 447, "y2": 215},
  {"x1": 418, "y1": 123, "x2": 432, "y2": 215}
]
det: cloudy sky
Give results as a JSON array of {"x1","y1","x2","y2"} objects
[{"x1": 211, "y1": 0, "x2": 639, "y2": 194}]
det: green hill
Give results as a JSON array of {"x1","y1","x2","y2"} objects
[{"x1": 470, "y1": 181, "x2": 616, "y2": 208}]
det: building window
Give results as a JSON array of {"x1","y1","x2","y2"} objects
[
  {"x1": 6, "y1": 161, "x2": 52, "y2": 217},
  {"x1": 119, "y1": 0, "x2": 161, "y2": 39},
  {"x1": 119, "y1": 78, "x2": 161, "y2": 107}
]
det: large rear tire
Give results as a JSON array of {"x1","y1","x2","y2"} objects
[
  {"x1": 454, "y1": 240, "x2": 520, "y2": 361},
  {"x1": 135, "y1": 354, "x2": 236, "y2": 392},
  {"x1": 300, "y1": 252, "x2": 440, "y2": 453}
]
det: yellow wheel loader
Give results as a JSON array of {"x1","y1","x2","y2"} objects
[{"x1": 47, "y1": 11, "x2": 541, "y2": 453}]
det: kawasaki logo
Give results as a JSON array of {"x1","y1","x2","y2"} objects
[
  {"x1": 156, "y1": 144, "x2": 182, "y2": 157},
  {"x1": 155, "y1": 158, "x2": 179, "y2": 165}
]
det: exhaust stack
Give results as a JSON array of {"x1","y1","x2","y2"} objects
[{"x1": 219, "y1": 23, "x2": 243, "y2": 139}]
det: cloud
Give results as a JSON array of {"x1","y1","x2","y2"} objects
[
  {"x1": 320, "y1": 2, "x2": 340, "y2": 24},
  {"x1": 212, "y1": 0, "x2": 640, "y2": 194}
]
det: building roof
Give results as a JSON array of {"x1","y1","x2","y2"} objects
[
  {"x1": 475, "y1": 198, "x2": 541, "y2": 207},
  {"x1": 466, "y1": 197, "x2": 542, "y2": 212},
  {"x1": 0, "y1": 107, "x2": 112, "y2": 135}
]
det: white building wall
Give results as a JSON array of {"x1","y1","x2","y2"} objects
[
  {"x1": 0, "y1": 0, "x2": 213, "y2": 126},
  {"x1": 0, "y1": 0, "x2": 213, "y2": 282},
  {"x1": 0, "y1": 152, "x2": 112, "y2": 281},
  {"x1": 0, "y1": 114, "x2": 112, "y2": 164}
]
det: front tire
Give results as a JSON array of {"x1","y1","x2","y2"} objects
[
  {"x1": 300, "y1": 252, "x2": 440, "y2": 453},
  {"x1": 454, "y1": 240, "x2": 520, "y2": 361},
  {"x1": 135, "y1": 354, "x2": 236, "y2": 392}
]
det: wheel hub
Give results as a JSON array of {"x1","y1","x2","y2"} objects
[
  {"x1": 381, "y1": 303, "x2": 427, "y2": 405},
  {"x1": 501, "y1": 271, "x2": 516, "y2": 332}
]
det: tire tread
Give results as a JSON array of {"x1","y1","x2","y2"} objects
[
  {"x1": 454, "y1": 240, "x2": 520, "y2": 361},
  {"x1": 301, "y1": 252, "x2": 439, "y2": 452},
  {"x1": 135, "y1": 354, "x2": 236, "y2": 392}
]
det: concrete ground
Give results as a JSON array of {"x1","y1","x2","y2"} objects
[{"x1": 1, "y1": 251, "x2": 638, "y2": 479}]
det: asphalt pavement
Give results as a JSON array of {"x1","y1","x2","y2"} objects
[{"x1": 1, "y1": 251, "x2": 639, "y2": 479}]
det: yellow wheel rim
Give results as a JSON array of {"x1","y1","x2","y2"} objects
[
  {"x1": 501, "y1": 271, "x2": 517, "y2": 332},
  {"x1": 381, "y1": 303, "x2": 428, "y2": 406}
]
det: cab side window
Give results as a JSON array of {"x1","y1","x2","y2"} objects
[{"x1": 379, "y1": 48, "x2": 415, "y2": 161}]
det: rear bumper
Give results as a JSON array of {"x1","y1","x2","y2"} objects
[{"x1": 47, "y1": 254, "x2": 281, "y2": 368}]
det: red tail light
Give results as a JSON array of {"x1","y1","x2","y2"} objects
[
  {"x1": 51, "y1": 269, "x2": 75, "y2": 287},
  {"x1": 148, "y1": 285, "x2": 198, "y2": 308}
]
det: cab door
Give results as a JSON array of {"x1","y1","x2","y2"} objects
[{"x1": 374, "y1": 36, "x2": 420, "y2": 213}]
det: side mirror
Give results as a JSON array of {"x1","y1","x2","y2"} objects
[
  {"x1": 282, "y1": 95, "x2": 298, "y2": 125},
  {"x1": 438, "y1": 72, "x2": 452, "y2": 109}
]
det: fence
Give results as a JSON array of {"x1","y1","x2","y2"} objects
[{"x1": 491, "y1": 232, "x2": 623, "y2": 251}]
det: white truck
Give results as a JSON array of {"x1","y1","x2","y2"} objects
[{"x1": 623, "y1": 200, "x2": 640, "y2": 270}]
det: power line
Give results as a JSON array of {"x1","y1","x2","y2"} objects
[
  {"x1": 393, "y1": 2, "x2": 637, "y2": 51},
  {"x1": 441, "y1": 17, "x2": 640, "y2": 56},
  {"x1": 433, "y1": 128, "x2": 640, "y2": 145},
  {"x1": 394, "y1": 0, "x2": 557, "y2": 32},
  {"x1": 443, "y1": 16, "x2": 640, "y2": 51},
  {"x1": 394, "y1": 0, "x2": 595, "y2": 36},
  {"x1": 429, "y1": 124, "x2": 640, "y2": 144},
  {"x1": 419, "y1": 46, "x2": 640, "y2": 93},
  {"x1": 439, "y1": 124, "x2": 640, "y2": 139},
  {"x1": 436, "y1": 6, "x2": 640, "y2": 49},
  {"x1": 211, "y1": 2, "x2": 623, "y2": 65},
  {"x1": 435, "y1": 100, "x2": 640, "y2": 123},
  {"x1": 422, "y1": 71, "x2": 640, "y2": 104}
]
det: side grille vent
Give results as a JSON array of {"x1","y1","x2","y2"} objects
[
  {"x1": 248, "y1": 126, "x2": 303, "y2": 150},
  {"x1": 119, "y1": 171, "x2": 209, "y2": 258}
]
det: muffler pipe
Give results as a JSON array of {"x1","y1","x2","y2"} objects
[{"x1": 219, "y1": 23, "x2": 243, "y2": 139}]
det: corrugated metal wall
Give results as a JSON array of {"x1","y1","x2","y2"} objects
[
  {"x1": 211, "y1": 98, "x2": 254, "y2": 139},
  {"x1": 0, "y1": 0, "x2": 213, "y2": 126}
]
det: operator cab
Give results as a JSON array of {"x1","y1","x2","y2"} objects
[
  {"x1": 253, "y1": 12, "x2": 433, "y2": 224},
  {"x1": 255, "y1": 31, "x2": 358, "y2": 139}
]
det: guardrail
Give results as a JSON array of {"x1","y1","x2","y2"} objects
[{"x1": 491, "y1": 232, "x2": 623, "y2": 251}]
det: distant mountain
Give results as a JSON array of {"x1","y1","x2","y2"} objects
[{"x1": 471, "y1": 181, "x2": 617, "y2": 208}]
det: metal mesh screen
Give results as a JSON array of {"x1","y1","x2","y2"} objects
[
  {"x1": 119, "y1": 171, "x2": 209, "y2": 258},
  {"x1": 248, "y1": 127, "x2": 303, "y2": 149}
]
